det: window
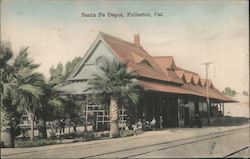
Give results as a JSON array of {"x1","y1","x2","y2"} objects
[
  {"x1": 140, "y1": 59, "x2": 153, "y2": 68},
  {"x1": 96, "y1": 56, "x2": 107, "y2": 68}
]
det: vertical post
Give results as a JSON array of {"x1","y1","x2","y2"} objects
[
  {"x1": 121, "y1": 106, "x2": 124, "y2": 136},
  {"x1": 206, "y1": 66, "x2": 210, "y2": 125},
  {"x1": 135, "y1": 104, "x2": 138, "y2": 124},
  {"x1": 96, "y1": 111, "x2": 98, "y2": 131},
  {"x1": 103, "y1": 110, "x2": 105, "y2": 125},
  {"x1": 222, "y1": 102, "x2": 224, "y2": 116},
  {"x1": 85, "y1": 104, "x2": 88, "y2": 131},
  {"x1": 202, "y1": 62, "x2": 214, "y2": 126},
  {"x1": 177, "y1": 98, "x2": 179, "y2": 127}
]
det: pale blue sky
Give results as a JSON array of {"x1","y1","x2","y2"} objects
[{"x1": 1, "y1": 0, "x2": 249, "y2": 93}]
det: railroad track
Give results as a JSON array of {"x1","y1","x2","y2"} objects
[
  {"x1": 83, "y1": 127, "x2": 249, "y2": 158},
  {"x1": 2, "y1": 126, "x2": 248, "y2": 158},
  {"x1": 223, "y1": 146, "x2": 249, "y2": 158}
]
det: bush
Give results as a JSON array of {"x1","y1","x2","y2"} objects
[
  {"x1": 55, "y1": 131, "x2": 95, "y2": 140},
  {"x1": 15, "y1": 139, "x2": 56, "y2": 148},
  {"x1": 120, "y1": 130, "x2": 136, "y2": 137},
  {"x1": 211, "y1": 116, "x2": 249, "y2": 126}
]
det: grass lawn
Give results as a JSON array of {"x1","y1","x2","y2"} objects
[{"x1": 15, "y1": 139, "x2": 57, "y2": 148}]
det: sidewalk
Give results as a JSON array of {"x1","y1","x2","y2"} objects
[{"x1": 1, "y1": 124, "x2": 249, "y2": 157}]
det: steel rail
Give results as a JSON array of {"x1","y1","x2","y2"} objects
[{"x1": 84, "y1": 127, "x2": 248, "y2": 158}]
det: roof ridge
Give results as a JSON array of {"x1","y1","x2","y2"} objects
[
  {"x1": 176, "y1": 66, "x2": 199, "y2": 75},
  {"x1": 153, "y1": 56, "x2": 173, "y2": 58},
  {"x1": 99, "y1": 31, "x2": 139, "y2": 48}
]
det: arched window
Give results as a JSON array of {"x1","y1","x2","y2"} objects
[
  {"x1": 96, "y1": 56, "x2": 107, "y2": 68},
  {"x1": 140, "y1": 59, "x2": 153, "y2": 68}
]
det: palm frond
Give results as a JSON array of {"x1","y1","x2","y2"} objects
[
  {"x1": 17, "y1": 84, "x2": 44, "y2": 99},
  {"x1": 88, "y1": 59, "x2": 143, "y2": 109},
  {"x1": 0, "y1": 43, "x2": 13, "y2": 68}
]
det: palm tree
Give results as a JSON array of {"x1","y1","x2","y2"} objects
[
  {"x1": 88, "y1": 59, "x2": 143, "y2": 138},
  {"x1": 12, "y1": 48, "x2": 44, "y2": 141},
  {"x1": 1, "y1": 44, "x2": 44, "y2": 146},
  {"x1": 0, "y1": 44, "x2": 17, "y2": 147}
]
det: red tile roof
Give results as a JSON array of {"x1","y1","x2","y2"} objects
[
  {"x1": 153, "y1": 56, "x2": 183, "y2": 83},
  {"x1": 138, "y1": 80, "x2": 201, "y2": 96},
  {"x1": 153, "y1": 56, "x2": 175, "y2": 69},
  {"x1": 65, "y1": 32, "x2": 235, "y2": 102},
  {"x1": 176, "y1": 66, "x2": 199, "y2": 75},
  {"x1": 99, "y1": 32, "x2": 235, "y2": 102},
  {"x1": 139, "y1": 80, "x2": 235, "y2": 102},
  {"x1": 182, "y1": 83, "x2": 235, "y2": 102},
  {"x1": 192, "y1": 75, "x2": 200, "y2": 85},
  {"x1": 100, "y1": 32, "x2": 183, "y2": 84},
  {"x1": 175, "y1": 70, "x2": 185, "y2": 79},
  {"x1": 183, "y1": 73, "x2": 193, "y2": 83},
  {"x1": 200, "y1": 79, "x2": 206, "y2": 86}
]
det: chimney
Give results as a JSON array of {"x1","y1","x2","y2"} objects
[{"x1": 134, "y1": 34, "x2": 140, "y2": 47}]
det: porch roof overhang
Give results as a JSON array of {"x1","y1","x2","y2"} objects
[
  {"x1": 58, "y1": 80, "x2": 236, "y2": 103},
  {"x1": 139, "y1": 80, "x2": 202, "y2": 96},
  {"x1": 138, "y1": 80, "x2": 237, "y2": 103}
]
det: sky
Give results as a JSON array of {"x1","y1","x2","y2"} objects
[{"x1": 1, "y1": 0, "x2": 249, "y2": 93}]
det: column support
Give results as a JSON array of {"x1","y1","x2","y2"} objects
[{"x1": 222, "y1": 102, "x2": 225, "y2": 116}]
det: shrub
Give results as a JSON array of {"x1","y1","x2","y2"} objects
[
  {"x1": 15, "y1": 139, "x2": 56, "y2": 148},
  {"x1": 120, "y1": 130, "x2": 136, "y2": 137},
  {"x1": 211, "y1": 116, "x2": 248, "y2": 126}
]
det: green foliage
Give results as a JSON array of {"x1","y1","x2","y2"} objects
[
  {"x1": 88, "y1": 59, "x2": 143, "y2": 109},
  {"x1": 64, "y1": 57, "x2": 82, "y2": 79},
  {"x1": 222, "y1": 87, "x2": 236, "y2": 97},
  {"x1": 49, "y1": 63, "x2": 64, "y2": 86},
  {"x1": 49, "y1": 56, "x2": 82, "y2": 86},
  {"x1": 15, "y1": 139, "x2": 56, "y2": 148},
  {"x1": 47, "y1": 57, "x2": 82, "y2": 121},
  {"x1": 0, "y1": 43, "x2": 44, "y2": 140},
  {"x1": 0, "y1": 43, "x2": 12, "y2": 68}
]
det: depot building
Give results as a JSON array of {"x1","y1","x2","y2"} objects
[{"x1": 59, "y1": 32, "x2": 236, "y2": 129}]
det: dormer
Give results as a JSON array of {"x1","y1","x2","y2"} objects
[
  {"x1": 198, "y1": 78, "x2": 203, "y2": 86},
  {"x1": 140, "y1": 59, "x2": 154, "y2": 68},
  {"x1": 191, "y1": 77, "x2": 196, "y2": 85},
  {"x1": 166, "y1": 57, "x2": 176, "y2": 71},
  {"x1": 175, "y1": 70, "x2": 184, "y2": 79},
  {"x1": 206, "y1": 80, "x2": 214, "y2": 89},
  {"x1": 131, "y1": 53, "x2": 144, "y2": 64},
  {"x1": 183, "y1": 73, "x2": 193, "y2": 84},
  {"x1": 200, "y1": 79, "x2": 206, "y2": 87},
  {"x1": 192, "y1": 75, "x2": 200, "y2": 85}
]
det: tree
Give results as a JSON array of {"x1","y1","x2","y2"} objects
[
  {"x1": 0, "y1": 44, "x2": 44, "y2": 145},
  {"x1": 12, "y1": 48, "x2": 45, "y2": 141},
  {"x1": 49, "y1": 63, "x2": 64, "y2": 86},
  {"x1": 64, "y1": 57, "x2": 82, "y2": 80},
  {"x1": 222, "y1": 87, "x2": 236, "y2": 97},
  {"x1": 0, "y1": 44, "x2": 19, "y2": 147},
  {"x1": 46, "y1": 57, "x2": 82, "y2": 134},
  {"x1": 88, "y1": 59, "x2": 143, "y2": 138},
  {"x1": 49, "y1": 56, "x2": 82, "y2": 85}
]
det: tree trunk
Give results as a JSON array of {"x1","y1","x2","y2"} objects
[
  {"x1": 0, "y1": 109, "x2": 14, "y2": 148},
  {"x1": 50, "y1": 121, "x2": 56, "y2": 139},
  {"x1": 68, "y1": 124, "x2": 71, "y2": 134},
  {"x1": 1, "y1": 128, "x2": 14, "y2": 148},
  {"x1": 28, "y1": 112, "x2": 35, "y2": 140},
  {"x1": 109, "y1": 96, "x2": 120, "y2": 138},
  {"x1": 38, "y1": 120, "x2": 47, "y2": 139}
]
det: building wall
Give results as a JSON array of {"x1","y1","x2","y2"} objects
[{"x1": 73, "y1": 41, "x2": 117, "y2": 80}]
